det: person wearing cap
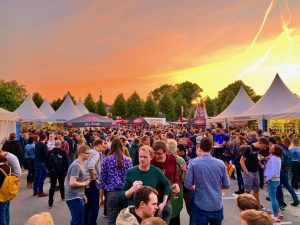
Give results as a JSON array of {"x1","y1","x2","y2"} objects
[
  {"x1": 33, "y1": 133, "x2": 49, "y2": 197},
  {"x1": 46, "y1": 140, "x2": 69, "y2": 208}
]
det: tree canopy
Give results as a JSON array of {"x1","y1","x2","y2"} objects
[
  {"x1": 0, "y1": 80, "x2": 27, "y2": 111},
  {"x1": 84, "y1": 93, "x2": 97, "y2": 113},
  {"x1": 96, "y1": 94, "x2": 107, "y2": 116},
  {"x1": 111, "y1": 93, "x2": 127, "y2": 118},
  {"x1": 32, "y1": 92, "x2": 44, "y2": 108},
  {"x1": 126, "y1": 91, "x2": 143, "y2": 117}
]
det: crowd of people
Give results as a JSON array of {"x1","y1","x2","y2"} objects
[{"x1": 0, "y1": 124, "x2": 300, "y2": 225}]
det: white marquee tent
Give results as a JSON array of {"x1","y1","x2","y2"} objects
[
  {"x1": 39, "y1": 99, "x2": 55, "y2": 117},
  {"x1": 14, "y1": 95, "x2": 47, "y2": 121},
  {"x1": 46, "y1": 95, "x2": 82, "y2": 122},
  {"x1": 208, "y1": 86, "x2": 255, "y2": 123},
  {"x1": 0, "y1": 108, "x2": 19, "y2": 142},
  {"x1": 268, "y1": 102, "x2": 300, "y2": 119},
  {"x1": 237, "y1": 74, "x2": 300, "y2": 120},
  {"x1": 76, "y1": 98, "x2": 89, "y2": 115}
]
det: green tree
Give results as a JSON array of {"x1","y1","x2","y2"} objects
[
  {"x1": 144, "y1": 95, "x2": 159, "y2": 117},
  {"x1": 174, "y1": 94, "x2": 188, "y2": 120},
  {"x1": 159, "y1": 93, "x2": 175, "y2": 121},
  {"x1": 252, "y1": 95, "x2": 262, "y2": 103},
  {"x1": 51, "y1": 98, "x2": 63, "y2": 110},
  {"x1": 62, "y1": 91, "x2": 77, "y2": 105},
  {"x1": 205, "y1": 97, "x2": 216, "y2": 117},
  {"x1": 32, "y1": 92, "x2": 44, "y2": 107},
  {"x1": 111, "y1": 93, "x2": 127, "y2": 117},
  {"x1": 96, "y1": 94, "x2": 107, "y2": 116},
  {"x1": 126, "y1": 91, "x2": 144, "y2": 117},
  {"x1": 151, "y1": 84, "x2": 176, "y2": 102},
  {"x1": 214, "y1": 80, "x2": 258, "y2": 114},
  {"x1": 0, "y1": 80, "x2": 27, "y2": 111},
  {"x1": 173, "y1": 81, "x2": 203, "y2": 107},
  {"x1": 84, "y1": 93, "x2": 97, "y2": 113}
]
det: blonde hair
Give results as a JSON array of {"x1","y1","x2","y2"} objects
[
  {"x1": 25, "y1": 212, "x2": 54, "y2": 225},
  {"x1": 78, "y1": 145, "x2": 90, "y2": 155},
  {"x1": 240, "y1": 209, "x2": 272, "y2": 225},
  {"x1": 290, "y1": 137, "x2": 300, "y2": 148},
  {"x1": 167, "y1": 139, "x2": 177, "y2": 154},
  {"x1": 141, "y1": 217, "x2": 167, "y2": 225},
  {"x1": 138, "y1": 145, "x2": 154, "y2": 157}
]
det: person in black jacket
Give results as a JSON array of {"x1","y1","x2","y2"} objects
[
  {"x1": 33, "y1": 133, "x2": 49, "y2": 197},
  {"x1": 46, "y1": 140, "x2": 69, "y2": 208},
  {"x1": 2, "y1": 133, "x2": 22, "y2": 165}
]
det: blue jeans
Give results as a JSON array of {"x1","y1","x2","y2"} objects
[
  {"x1": 33, "y1": 163, "x2": 47, "y2": 193},
  {"x1": 191, "y1": 204, "x2": 223, "y2": 225},
  {"x1": 277, "y1": 171, "x2": 299, "y2": 206},
  {"x1": 267, "y1": 180, "x2": 280, "y2": 216},
  {"x1": 84, "y1": 181, "x2": 99, "y2": 225},
  {"x1": 67, "y1": 198, "x2": 84, "y2": 225},
  {"x1": 0, "y1": 201, "x2": 10, "y2": 225}
]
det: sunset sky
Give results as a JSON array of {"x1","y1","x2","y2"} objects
[{"x1": 1, "y1": 0, "x2": 300, "y2": 104}]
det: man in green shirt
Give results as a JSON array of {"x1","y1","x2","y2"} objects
[{"x1": 121, "y1": 145, "x2": 170, "y2": 219}]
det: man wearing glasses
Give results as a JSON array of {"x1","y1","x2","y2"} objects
[{"x1": 65, "y1": 145, "x2": 91, "y2": 225}]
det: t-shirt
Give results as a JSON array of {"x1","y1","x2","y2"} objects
[
  {"x1": 121, "y1": 165, "x2": 170, "y2": 205},
  {"x1": 242, "y1": 145, "x2": 259, "y2": 173},
  {"x1": 65, "y1": 159, "x2": 85, "y2": 200}
]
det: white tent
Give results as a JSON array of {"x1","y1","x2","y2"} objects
[
  {"x1": 237, "y1": 74, "x2": 300, "y2": 120},
  {"x1": 39, "y1": 99, "x2": 55, "y2": 117},
  {"x1": 268, "y1": 102, "x2": 300, "y2": 119},
  {"x1": 76, "y1": 98, "x2": 89, "y2": 115},
  {"x1": 208, "y1": 86, "x2": 255, "y2": 123},
  {"x1": 14, "y1": 95, "x2": 47, "y2": 121},
  {"x1": 0, "y1": 108, "x2": 19, "y2": 142},
  {"x1": 46, "y1": 95, "x2": 82, "y2": 122}
]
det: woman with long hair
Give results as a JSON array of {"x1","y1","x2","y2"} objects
[{"x1": 99, "y1": 138, "x2": 132, "y2": 225}]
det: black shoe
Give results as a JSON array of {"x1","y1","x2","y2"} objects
[
  {"x1": 280, "y1": 203, "x2": 287, "y2": 211},
  {"x1": 266, "y1": 197, "x2": 271, "y2": 201},
  {"x1": 291, "y1": 200, "x2": 299, "y2": 207},
  {"x1": 235, "y1": 190, "x2": 244, "y2": 194}
]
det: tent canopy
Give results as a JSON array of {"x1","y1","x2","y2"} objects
[
  {"x1": 128, "y1": 117, "x2": 149, "y2": 126},
  {"x1": 39, "y1": 99, "x2": 55, "y2": 117},
  {"x1": 76, "y1": 98, "x2": 89, "y2": 115},
  {"x1": 237, "y1": 74, "x2": 300, "y2": 120},
  {"x1": 269, "y1": 102, "x2": 300, "y2": 119},
  {"x1": 14, "y1": 95, "x2": 47, "y2": 121},
  {"x1": 46, "y1": 95, "x2": 82, "y2": 122},
  {"x1": 0, "y1": 108, "x2": 19, "y2": 122},
  {"x1": 208, "y1": 87, "x2": 255, "y2": 123},
  {"x1": 64, "y1": 113, "x2": 116, "y2": 127}
]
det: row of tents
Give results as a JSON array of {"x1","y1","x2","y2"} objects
[{"x1": 207, "y1": 74, "x2": 300, "y2": 124}]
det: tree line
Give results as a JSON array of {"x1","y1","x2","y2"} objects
[{"x1": 0, "y1": 79, "x2": 261, "y2": 121}]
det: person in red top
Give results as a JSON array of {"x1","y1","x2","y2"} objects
[
  {"x1": 151, "y1": 140, "x2": 180, "y2": 224},
  {"x1": 56, "y1": 132, "x2": 69, "y2": 158}
]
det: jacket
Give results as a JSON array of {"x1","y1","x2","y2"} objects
[{"x1": 116, "y1": 206, "x2": 140, "y2": 225}]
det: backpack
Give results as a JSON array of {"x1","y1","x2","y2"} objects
[
  {"x1": 0, "y1": 167, "x2": 20, "y2": 202},
  {"x1": 48, "y1": 152, "x2": 64, "y2": 174}
]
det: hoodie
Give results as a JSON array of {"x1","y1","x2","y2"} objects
[{"x1": 116, "y1": 206, "x2": 140, "y2": 225}]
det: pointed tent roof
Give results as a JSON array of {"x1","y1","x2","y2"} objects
[
  {"x1": 14, "y1": 95, "x2": 47, "y2": 121},
  {"x1": 238, "y1": 74, "x2": 300, "y2": 120},
  {"x1": 39, "y1": 99, "x2": 55, "y2": 117},
  {"x1": 268, "y1": 102, "x2": 300, "y2": 119},
  {"x1": 76, "y1": 98, "x2": 89, "y2": 115},
  {"x1": 208, "y1": 86, "x2": 255, "y2": 123},
  {"x1": 0, "y1": 107, "x2": 19, "y2": 122},
  {"x1": 46, "y1": 95, "x2": 82, "y2": 122}
]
